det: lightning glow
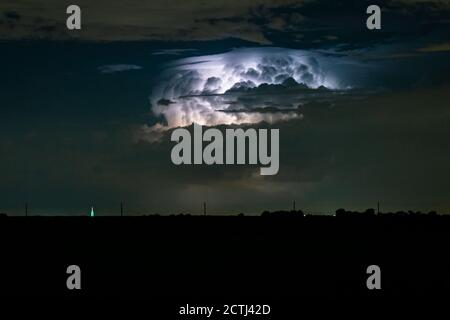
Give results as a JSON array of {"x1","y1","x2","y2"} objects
[{"x1": 143, "y1": 47, "x2": 341, "y2": 141}]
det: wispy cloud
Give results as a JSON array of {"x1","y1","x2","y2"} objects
[
  {"x1": 418, "y1": 43, "x2": 450, "y2": 53},
  {"x1": 97, "y1": 64, "x2": 142, "y2": 74},
  {"x1": 151, "y1": 49, "x2": 198, "y2": 56}
]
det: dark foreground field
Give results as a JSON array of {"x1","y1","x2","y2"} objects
[{"x1": 1, "y1": 214, "x2": 450, "y2": 301}]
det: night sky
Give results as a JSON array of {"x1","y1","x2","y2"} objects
[{"x1": 1, "y1": 0, "x2": 449, "y2": 215}]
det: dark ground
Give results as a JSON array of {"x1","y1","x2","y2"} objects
[{"x1": 0, "y1": 215, "x2": 449, "y2": 315}]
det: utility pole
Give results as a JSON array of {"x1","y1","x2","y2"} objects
[
  {"x1": 25, "y1": 202, "x2": 28, "y2": 217},
  {"x1": 121, "y1": 201, "x2": 123, "y2": 217},
  {"x1": 377, "y1": 201, "x2": 380, "y2": 214},
  {"x1": 293, "y1": 200, "x2": 296, "y2": 211},
  {"x1": 203, "y1": 202, "x2": 206, "y2": 216}
]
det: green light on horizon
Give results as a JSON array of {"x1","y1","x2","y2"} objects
[{"x1": 90, "y1": 206, "x2": 95, "y2": 217}]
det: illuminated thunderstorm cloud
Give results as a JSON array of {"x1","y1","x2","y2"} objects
[{"x1": 143, "y1": 47, "x2": 343, "y2": 141}]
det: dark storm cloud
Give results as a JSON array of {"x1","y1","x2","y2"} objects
[
  {"x1": 4, "y1": 84, "x2": 446, "y2": 216},
  {"x1": 2, "y1": 0, "x2": 448, "y2": 92},
  {"x1": 0, "y1": 0, "x2": 299, "y2": 43},
  {"x1": 4, "y1": 11, "x2": 20, "y2": 21},
  {"x1": 158, "y1": 85, "x2": 450, "y2": 214},
  {"x1": 1, "y1": 0, "x2": 450, "y2": 50},
  {"x1": 1, "y1": 1, "x2": 450, "y2": 215}
]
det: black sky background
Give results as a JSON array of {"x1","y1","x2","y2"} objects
[{"x1": 0, "y1": 1, "x2": 449, "y2": 215}]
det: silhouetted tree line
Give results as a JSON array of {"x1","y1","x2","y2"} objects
[
  {"x1": 0, "y1": 209, "x2": 442, "y2": 217},
  {"x1": 261, "y1": 210, "x2": 304, "y2": 217},
  {"x1": 334, "y1": 208, "x2": 438, "y2": 217},
  {"x1": 258, "y1": 208, "x2": 440, "y2": 217}
]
